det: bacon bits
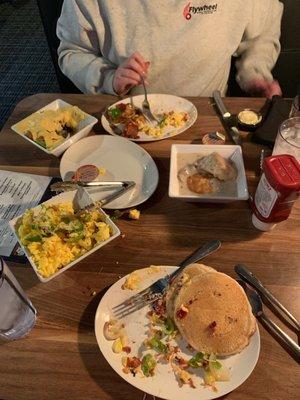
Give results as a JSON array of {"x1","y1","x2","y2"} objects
[
  {"x1": 176, "y1": 306, "x2": 189, "y2": 320},
  {"x1": 208, "y1": 320, "x2": 217, "y2": 333},
  {"x1": 127, "y1": 356, "x2": 141, "y2": 369},
  {"x1": 122, "y1": 346, "x2": 131, "y2": 354}
]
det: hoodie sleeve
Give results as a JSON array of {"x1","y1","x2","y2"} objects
[
  {"x1": 56, "y1": 0, "x2": 117, "y2": 94},
  {"x1": 235, "y1": 0, "x2": 283, "y2": 91}
]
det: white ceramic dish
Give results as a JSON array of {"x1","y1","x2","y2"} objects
[
  {"x1": 60, "y1": 135, "x2": 159, "y2": 209},
  {"x1": 11, "y1": 99, "x2": 98, "y2": 157},
  {"x1": 169, "y1": 144, "x2": 249, "y2": 203},
  {"x1": 101, "y1": 94, "x2": 197, "y2": 142},
  {"x1": 95, "y1": 266, "x2": 260, "y2": 400},
  {"x1": 9, "y1": 190, "x2": 120, "y2": 283}
]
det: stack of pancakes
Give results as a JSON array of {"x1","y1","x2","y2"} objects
[{"x1": 166, "y1": 264, "x2": 256, "y2": 356}]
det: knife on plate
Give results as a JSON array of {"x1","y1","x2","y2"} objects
[
  {"x1": 212, "y1": 90, "x2": 242, "y2": 146},
  {"x1": 235, "y1": 264, "x2": 300, "y2": 331},
  {"x1": 238, "y1": 279, "x2": 300, "y2": 362}
]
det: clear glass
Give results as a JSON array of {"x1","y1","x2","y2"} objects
[
  {"x1": 289, "y1": 95, "x2": 300, "y2": 118},
  {"x1": 272, "y1": 117, "x2": 300, "y2": 162},
  {"x1": 0, "y1": 258, "x2": 36, "y2": 340}
]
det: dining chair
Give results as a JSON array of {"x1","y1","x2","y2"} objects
[
  {"x1": 36, "y1": 0, "x2": 81, "y2": 93},
  {"x1": 228, "y1": 0, "x2": 300, "y2": 97}
]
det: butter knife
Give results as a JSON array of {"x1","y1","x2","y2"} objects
[
  {"x1": 73, "y1": 181, "x2": 136, "y2": 213},
  {"x1": 51, "y1": 181, "x2": 133, "y2": 193},
  {"x1": 212, "y1": 90, "x2": 242, "y2": 146},
  {"x1": 238, "y1": 279, "x2": 300, "y2": 363},
  {"x1": 235, "y1": 264, "x2": 300, "y2": 331}
]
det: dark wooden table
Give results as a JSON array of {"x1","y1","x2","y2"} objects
[{"x1": 0, "y1": 94, "x2": 299, "y2": 400}]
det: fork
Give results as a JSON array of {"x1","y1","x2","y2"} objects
[
  {"x1": 112, "y1": 240, "x2": 221, "y2": 318},
  {"x1": 140, "y1": 76, "x2": 162, "y2": 124}
]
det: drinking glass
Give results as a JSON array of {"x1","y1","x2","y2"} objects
[
  {"x1": 0, "y1": 258, "x2": 36, "y2": 340},
  {"x1": 272, "y1": 117, "x2": 300, "y2": 161},
  {"x1": 289, "y1": 95, "x2": 300, "y2": 117}
]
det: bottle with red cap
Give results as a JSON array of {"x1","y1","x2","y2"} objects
[{"x1": 252, "y1": 154, "x2": 300, "y2": 231}]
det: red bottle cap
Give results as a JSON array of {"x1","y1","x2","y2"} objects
[{"x1": 263, "y1": 155, "x2": 300, "y2": 193}]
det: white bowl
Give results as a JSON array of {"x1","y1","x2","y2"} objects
[
  {"x1": 9, "y1": 190, "x2": 120, "y2": 283},
  {"x1": 11, "y1": 99, "x2": 98, "y2": 157},
  {"x1": 169, "y1": 144, "x2": 249, "y2": 203}
]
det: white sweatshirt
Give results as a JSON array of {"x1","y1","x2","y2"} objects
[{"x1": 57, "y1": 0, "x2": 283, "y2": 96}]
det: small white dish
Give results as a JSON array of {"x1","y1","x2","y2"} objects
[
  {"x1": 9, "y1": 190, "x2": 120, "y2": 283},
  {"x1": 11, "y1": 99, "x2": 98, "y2": 157},
  {"x1": 169, "y1": 144, "x2": 249, "y2": 203},
  {"x1": 95, "y1": 266, "x2": 260, "y2": 400},
  {"x1": 60, "y1": 135, "x2": 159, "y2": 209},
  {"x1": 101, "y1": 94, "x2": 197, "y2": 142}
]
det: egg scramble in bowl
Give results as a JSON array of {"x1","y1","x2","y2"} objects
[
  {"x1": 14, "y1": 106, "x2": 86, "y2": 150},
  {"x1": 17, "y1": 203, "x2": 111, "y2": 278}
]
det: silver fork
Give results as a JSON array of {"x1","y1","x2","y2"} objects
[
  {"x1": 141, "y1": 76, "x2": 162, "y2": 124},
  {"x1": 112, "y1": 240, "x2": 221, "y2": 318}
]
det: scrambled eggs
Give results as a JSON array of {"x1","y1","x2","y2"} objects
[
  {"x1": 139, "y1": 111, "x2": 188, "y2": 137},
  {"x1": 18, "y1": 203, "x2": 111, "y2": 278},
  {"x1": 15, "y1": 106, "x2": 86, "y2": 149}
]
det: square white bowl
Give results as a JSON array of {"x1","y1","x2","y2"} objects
[
  {"x1": 9, "y1": 190, "x2": 120, "y2": 283},
  {"x1": 169, "y1": 144, "x2": 249, "y2": 203},
  {"x1": 11, "y1": 99, "x2": 98, "y2": 157}
]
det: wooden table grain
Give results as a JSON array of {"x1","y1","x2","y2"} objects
[{"x1": 0, "y1": 94, "x2": 299, "y2": 400}]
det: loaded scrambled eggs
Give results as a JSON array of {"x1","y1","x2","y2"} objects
[
  {"x1": 18, "y1": 203, "x2": 111, "y2": 278},
  {"x1": 15, "y1": 106, "x2": 86, "y2": 149},
  {"x1": 107, "y1": 103, "x2": 188, "y2": 139}
]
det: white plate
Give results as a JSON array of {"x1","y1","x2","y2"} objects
[
  {"x1": 11, "y1": 99, "x2": 98, "y2": 157},
  {"x1": 169, "y1": 144, "x2": 249, "y2": 203},
  {"x1": 101, "y1": 94, "x2": 197, "y2": 142},
  {"x1": 60, "y1": 135, "x2": 159, "y2": 209},
  {"x1": 9, "y1": 190, "x2": 120, "y2": 283},
  {"x1": 95, "y1": 266, "x2": 260, "y2": 400}
]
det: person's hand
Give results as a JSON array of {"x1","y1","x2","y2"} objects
[
  {"x1": 113, "y1": 52, "x2": 150, "y2": 95},
  {"x1": 246, "y1": 78, "x2": 282, "y2": 99}
]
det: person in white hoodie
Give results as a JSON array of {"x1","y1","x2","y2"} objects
[{"x1": 57, "y1": 0, "x2": 283, "y2": 98}]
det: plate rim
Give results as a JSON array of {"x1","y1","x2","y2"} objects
[
  {"x1": 94, "y1": 266, "x2": 261, "y2": 400},
  {"x1": 101, "y1": 93, "x2": 198, "y2": 142},
  {"x1": 59, "y1": 135, "x2": 159, "y2": 209}
]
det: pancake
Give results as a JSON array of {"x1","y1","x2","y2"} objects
[
  {"x1": 171, "y1": 271, "x2": 256, "y2": 356},
  {"x1": 165, "y1": 263, "x2": 216, "y2": 318}
]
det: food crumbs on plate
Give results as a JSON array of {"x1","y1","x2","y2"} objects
[
  {"x1": 98, "y1": 167, "x2": 106, "y2": 176},
  {"x1": 121, "y1": 271, "x2": 141, "y2": 290},
  {"x1": 112, "y1": 337, "x2": 123, "y2": 353},
  {"x1": 147, "y1": 265, "x2": 161, "y2": 274},
  {"x1": 128, "y1": 209, "x2": 140, "y2": 220},
  {"x1": 104, "y1": 265, "x2": 233, "y2": 392}
]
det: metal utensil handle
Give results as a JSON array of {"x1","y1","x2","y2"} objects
[
  {"x1": 260, "y1": 313, "x2": 300, "y2": 362},
  {"x1": 141, "y1": 76, "x2": 148, "y2": 102},
  {"x1": 79, "y1": 181, "x2": 127, "y2": 187},
  {"x1": 99, "y1": 181, "x2": 136, "y2": 207},
  {"x1": 169, "y1": 240, "x2": 221, "y2": 280},
  {"x1": 235, "y1": 264, "x2": 300, "y2": 331},
  {"x1": 213, "y1": 90, "x2": 229, "y2": 117},
  {"x1": 229, "y1": 126, "x2": 242, "y2": 146}
]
